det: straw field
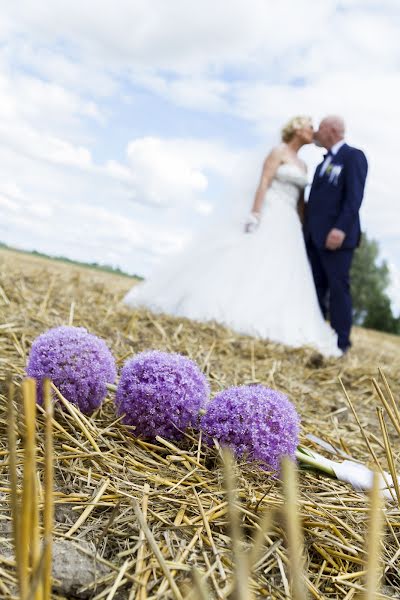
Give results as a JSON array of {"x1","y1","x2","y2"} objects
[{"x1": 1, "y1": 247, "x2": 400, "y2": 599}]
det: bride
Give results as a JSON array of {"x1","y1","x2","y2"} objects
[{"x1": 124, "y1": 116, "x2": 341, "y2": 357}]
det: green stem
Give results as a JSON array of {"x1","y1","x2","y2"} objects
[{"x1": 295, "y1": 448, "x2": 336, "y2": 477}]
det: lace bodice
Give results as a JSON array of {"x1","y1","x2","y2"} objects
[{"x1": 266, "y1": 163, "x2": 308, "y2": 210}]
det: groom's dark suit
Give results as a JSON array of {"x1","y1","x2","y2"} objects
[{"x1": 304, "y1": 142, "x2": 368, "y2": 352}]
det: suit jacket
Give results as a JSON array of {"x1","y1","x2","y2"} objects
[{"x1": 304, "y1": 143, "x2": 368, "y2": 249}]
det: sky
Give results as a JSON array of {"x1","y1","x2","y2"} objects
[{"x1": 1, "y1": 0, "x2": 400, "y2": 310}]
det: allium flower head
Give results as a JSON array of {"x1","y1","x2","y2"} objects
[
  {"x1": 200, "y1": 385, "x2": 300, "y2": 472},
  {"x1": 26, "y1": 326, "x2": 116, "y2": 414},
  {"x1": 115, "y1": 350, "x2": 209, "y2": 439}
]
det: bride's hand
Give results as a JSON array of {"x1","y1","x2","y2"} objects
[{"x1": 244, "y1": 212, "x2": 260, "y2": 233}]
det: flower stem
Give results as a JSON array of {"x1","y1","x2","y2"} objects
[{"x1": 295, "y1": 447, "x2": 336, "y2": 477}]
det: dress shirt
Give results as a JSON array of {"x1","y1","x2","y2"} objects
[{"x1": 319, "y1": 139, "x2": 346, "y2": 177}]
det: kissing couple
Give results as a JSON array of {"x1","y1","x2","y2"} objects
[{"x1": 124, "y1": 115, "x2": 368, "y2": 358}]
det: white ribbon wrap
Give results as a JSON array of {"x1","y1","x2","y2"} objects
[
  {"x1": 299, "y1": 447, "x2": 399, "y2": 501},
  {"x1": 331, "y1": 460, "x2": 398, "y2": 501}
]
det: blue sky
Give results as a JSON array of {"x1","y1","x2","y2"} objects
[{"x1": 1, "y1": 0, "x2": 400, "y2": 309}]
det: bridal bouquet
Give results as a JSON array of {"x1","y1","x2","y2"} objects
[{"x1": 25, "y1": 326, "x2": 399, "y2": 498}]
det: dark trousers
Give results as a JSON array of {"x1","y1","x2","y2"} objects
[{"x1": 306, "y1": 241, "x2": 354, "y2": 351}]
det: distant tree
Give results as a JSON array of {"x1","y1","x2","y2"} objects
[
  {"x1": 351, "y1": 234, "x2": 399, "y2": 334},
  {"x1": 363, "y1": 294, "x2": 399, "y2": 333}
]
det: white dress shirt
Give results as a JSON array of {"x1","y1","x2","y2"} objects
[{"x1": 319, "y1": 139, "x2": 346, "y2": 177}]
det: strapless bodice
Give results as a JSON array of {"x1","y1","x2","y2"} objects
[{"x1": 266, "y1": 163, "x2": 308, "y2": 210}]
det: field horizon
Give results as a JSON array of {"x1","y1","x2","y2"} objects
[{"x1": 0, "y1": 242, "x2": 143, "y2": 280}]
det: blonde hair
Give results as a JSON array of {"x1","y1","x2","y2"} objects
[{"x1": 281, "y1": 115, "x2": 312, "y2": 143}]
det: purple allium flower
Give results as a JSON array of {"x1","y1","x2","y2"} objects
[
  {"x1": 115, "y1": 350, "x2": 209, "y2": 440},
  {"x1": 200, "y1": 385, "x2": 300, "y2": 473},
  {"x1": 26, "y1": 326, "x2": 116, "y2": 414}
]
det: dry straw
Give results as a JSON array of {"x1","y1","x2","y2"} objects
[
  {"x1": 6, "y1": 377, "x2": 54, "y2": 600},
  {"x1": 1, "y1": 249, "x2": 400, "y2": 598}
]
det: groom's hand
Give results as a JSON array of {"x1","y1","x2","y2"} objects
[{"x1": 325, "y1": 228, "x2": 346, "y2": 250}]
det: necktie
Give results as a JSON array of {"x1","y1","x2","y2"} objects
[{"x1": 320, "y1": 151, "x2": 333, "y2": 177}]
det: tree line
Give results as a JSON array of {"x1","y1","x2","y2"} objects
[{"x1": 351, "y1": 234, "x2": 399, "y2": 334}]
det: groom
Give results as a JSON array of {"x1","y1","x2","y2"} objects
[{"x1": 304, "y1": 116, "x2": 368, "y2": 354}]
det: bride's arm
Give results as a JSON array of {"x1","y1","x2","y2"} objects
[
  {"x1": 251, "y1": 148, "x2": 283, "y2": 214},
  {"x1": 245, "y1": 148, "x2": 283, "y2": 232},
  {"x1": 297, "y1": 190, "x2": 305, "y2": 224}
]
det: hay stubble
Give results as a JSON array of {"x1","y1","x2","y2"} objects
[{"x1": 1, "y1": 249, "x2": 400, "y2": 599}]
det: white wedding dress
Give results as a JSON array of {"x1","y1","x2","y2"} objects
[{"x1": 124, "y1": 163, "x2": 341, "y2": 357}]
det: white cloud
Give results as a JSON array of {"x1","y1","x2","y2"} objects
[
  {"x1": 0, "y1": 119, "x2": 93, "y2": 169},
  {"x1": 0, "y1": 0, "x2": 399, "y2": 300},
  {"x1": 124, "y1": 136, "x2": 242, "y2": 209},
  {"x1": 2, "y1": 1, "x2": 334, "y2": 74},
  {"x1": 104, "y1": 160, "x2": 134, "y2": 183},
  {"x1": 133, "y1": 73, "x2": 230, "y2": 112},
  {"x1": 0, "y1": 195, "x2": 19, "y2": 213},
  {"x1": 127, "y1": 137, "x2": 207, "y2": 205},
  {"x1": 0, "y1": 65, "x2": 97, "y2": 170},
  {"x1": 12, "y1": 42, "x2": 117, "y2": 97},
  {"x1": 0, "y1": 69, "x2": 102, "y2": 134}
]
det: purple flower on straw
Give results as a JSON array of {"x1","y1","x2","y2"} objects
[
  {"x1": 115, "y1": 350, "x2": 209, "y2": 440},
  {"x1": 200, "y1": 385, "x2": 300, "y2": 473},
  {"x1": 26, "y1": 326, "x2": 116, "y2": 414}
]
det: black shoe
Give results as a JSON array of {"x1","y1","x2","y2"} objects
[{"x1": 339, "y1": 342, "x2": 351, "y2": 354}]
